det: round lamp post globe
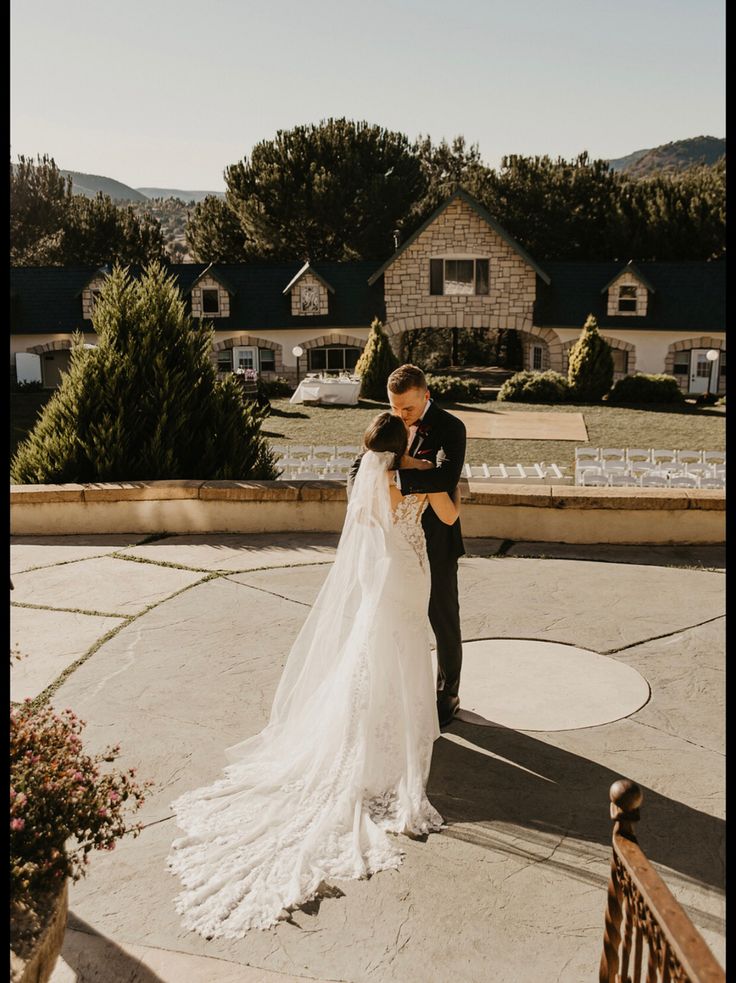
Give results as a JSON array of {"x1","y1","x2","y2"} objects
[{"x1": 292, "y1": 346, "x2": 304, "y2": 385}]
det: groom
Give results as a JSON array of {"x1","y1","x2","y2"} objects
[{"x1": 349, "y1": 364, "x2": 467, "y2": 728}]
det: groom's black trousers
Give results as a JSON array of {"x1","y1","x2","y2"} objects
[{"x1": 427, "y1": 549, "x2": 462, "y2": 698}]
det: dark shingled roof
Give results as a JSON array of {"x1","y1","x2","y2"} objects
[
  {"x1": 534, "y1": 260, "x2": 725, "y2": 332},
  {"x1": 10, "y1": 262, "x2": 386, "y2": 334}
]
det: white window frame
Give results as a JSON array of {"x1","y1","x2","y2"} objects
[
  {"x1": 307, "y1": 346, "x2": 361, "y2": 374},
  {"x1": 232, "y1": 346, "x2": 259, "y2": 372},
  {"x1": 432, "y1": 256, "x2": 489, "y2": 296}
]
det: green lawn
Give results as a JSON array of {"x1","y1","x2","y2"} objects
[
  {"x1": 263, "y1": 397, "x2": 725, "y2": 469},
  {"x1": 11, "y1": 391, "x2": 725, "y2": 473}
]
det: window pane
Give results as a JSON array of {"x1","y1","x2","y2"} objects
[
  {"x1": 430, "y1": 258, "x2": 444, "y2": 295},
  {"x1": 475, "y1": 259, "x2": 489, "y2": 295},
  {"x1": 719, "y1": 352, "x2": 726, "y2": 375},
  {"x1": 309, "y1": 349, "x2": 327, "y2": 370},
  {"x1": 532, "y1": 346, "x2": 542, "y2": 370},
  {"x1": 620, "y1": 285, "x2": 637, "y2": 298},
  {"x1": 444, "y1": 260, "x2": 474, "y2": 294},
  {"x1": 202, "y1": 289, "x2": 219, "y2": 313},
  {"x1": 217, "y1": 351, "x2": 232, "y2": 371},
  {"x1": 327, "y1": 348, "x2": 344, "y2": 370},
  {"x1": 345, "y1": 348, "x2": 360, "y2": 370},
  {"x1": 235, "y1": 349, "x2": 256, "y2": 370},
  {"x1": 259, "y1": 348, "x2": 275, "y2": 371}
]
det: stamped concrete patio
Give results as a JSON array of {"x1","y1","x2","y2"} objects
[{"x1": 10, "y1": 533, "x2": 725, "y2": 983}]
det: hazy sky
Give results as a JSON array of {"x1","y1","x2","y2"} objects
[{"x1": 10, "y1": 0, "x2": 725, "y2": 192}]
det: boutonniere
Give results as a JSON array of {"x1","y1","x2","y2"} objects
[{"x1": 414, "y1": 420, "x2": 431, "y2": 438}]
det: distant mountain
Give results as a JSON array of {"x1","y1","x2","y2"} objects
[
  {"x1": 136, "y1": 188, "x2": 226, "y2": 203},
  {"x1": 60, "y1": 169, "x2": 150, "y2": 202},
  {"x1": 607, "y1": 136, "x2": 725, "y2": 177}
]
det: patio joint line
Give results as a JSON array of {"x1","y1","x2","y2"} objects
[{"x1": 600, "y1": 614, "x2": 724, "y2": 656}]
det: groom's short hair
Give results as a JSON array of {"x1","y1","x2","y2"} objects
[{"x1": 387, "y1": 364, "x2": 427, "y2": 394}]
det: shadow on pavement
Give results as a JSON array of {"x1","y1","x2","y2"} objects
[
  {"x1": 58, "y1": 912, "x2": 166, "y2": 982},
  {"x1": 429, "y1": 720, "x2": 725, "y2": 894}
]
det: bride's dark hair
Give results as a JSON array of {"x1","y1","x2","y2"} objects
[{"x1": 362, "y1": 412, "x2": 408, "y2": 469}]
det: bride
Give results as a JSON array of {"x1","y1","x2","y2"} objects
[{"x1": 167, "y1": 411, "x2": 459, "y2": 938}]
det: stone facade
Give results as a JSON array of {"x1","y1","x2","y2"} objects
[
  {"x1": 383, "y1": 197, "x2": 537, "y2": 338},
  {"x1": 289, "y1": 272, "x2": 330, "y2": 317},
  {"x1": 81, "y1": 276, "x2": 107, "y2": 320},
  {"x1": 605, "y1": 270, "x2": 649, "y2": 317},
  {"x1": 190, "y1": 275, "x2": 230, "y2": 319}
]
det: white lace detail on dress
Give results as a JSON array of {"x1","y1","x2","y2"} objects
[{"x1": 167, "y1": 456, "x2": 442, "y2": 939}]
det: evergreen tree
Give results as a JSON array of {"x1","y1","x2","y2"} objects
[
  {"x1": 354, "y1": 318, "x2": 400, "y2": 400},
  {"x1": 223, "y1": 118, "x2": 426, "y2": 261},
  {"x1": 567, "y1": 314, "x2": 614, "y2": 402},
  {"x1": 186, "y1": 195, "x2": 252, "y2": 262},
  {"x1": 10, "y1": 155, "x2": 165, "y2": 267},
  {"x1": 10, "y1": 263, "x2": 277, "y2": 483}
]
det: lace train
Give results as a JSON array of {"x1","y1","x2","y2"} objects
[{"x1": 168, "y1": 486, "x2": 443, "y2": 938}]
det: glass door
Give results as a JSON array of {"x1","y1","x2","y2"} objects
[
  {"x1": 232, "y1": 347, "x2": 259, "y2": 372},
  {"x1": 689, "y1": 349, "x2": 717, "y2": 395}
]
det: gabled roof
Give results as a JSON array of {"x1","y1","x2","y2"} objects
[
  {"x1": 184, "y1": 262, "x2": 237, "y2": 295},
  {"x1": 601, "y1": 260, "x2": 656, "y2": 294},
  {"x1": 367, "y1": 188, "x2": 551, "y2": 286},
  {"x1": 74, "y1": 265, "x2": 111, "y2": 297},
  {"x1": 534, "y1": 260, "x2": 724, "y2": 332},
  {"x1": 282, "y1": 261, "x2": 336, "y2": 296},
  {"x1": 10, "y1": 262, "x2": 384, "y2": 335}
]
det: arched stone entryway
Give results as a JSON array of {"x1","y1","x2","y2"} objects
[
  {"x1": 665, "y1": 336, "x2": 725, "y2": 395},
  {"x1": 212, "y1": 335, "x2": 284, "y2": 377},
  {"x1": 384, "y1": 316, "x2": 565, "y2": 373},
  {"x1": 25, "y1": 339, "x2": 78, "y2": 389}
]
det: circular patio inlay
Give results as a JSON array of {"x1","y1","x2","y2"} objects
[{"x1": 455, "y1": 638, "x2": 650, "y2": 731}]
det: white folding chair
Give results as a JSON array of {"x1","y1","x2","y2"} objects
[
  {"x1": 312, "y1": 445, "x2": 337, "y2": 461},
  {"x1": 699, "y1": 476, "x2": 725, "y2": 489},
  {"x1": 575, "y1": 447, "x2": 601, "y2": 463},
  {"x1": 503, "y1": 464, "x2": 526, "y2": 480},
  {"x1": 600, "y1": 447, "x2": 626, "y2": 462},
  {"x1": 669, "y1": 474, "x2": 699, "y2": 488},
  {"x1": 608, "y1": 472, "x2": 640, "y2": 487},
  {"x1": 703, "y1": 451, "x2": 726, "y2": 466},
  {"x1": 675, "y1": 449, "x2": 704, "y2": 465},
  {"x1": 580, "y1": 470, "x2": 609, "y2": 487},
  {"x1": 640, "y1": 473, "x2": 669, "y2": 487},
  {"x1": 625, "y1": 448, "x2": 653, "y2": 464},
  {"x1": 289, "y1": 445, "x2": 313, "y2": 458},
  {"x1": 336, "y1": 445, "x2": 360, "y2": 456},
  {"x1": 600, "y1": 459, "x2": 628, "y2": 477},
  {"x1": 468, "y1": 464, "x2": 491, "y2": 479},
  {"x1": 651, "y1": 449, "x2": 676, "y2": 466}
]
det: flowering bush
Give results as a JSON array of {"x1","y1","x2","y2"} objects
[{"x1": 10, "y1": 699, "x2": 151, "y2": 902}]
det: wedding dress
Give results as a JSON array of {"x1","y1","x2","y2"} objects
[{"x1": 167, "y1": 450, "x2": 443, "y2": 939}]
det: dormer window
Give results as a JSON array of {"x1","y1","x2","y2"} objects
[
  {"x1": 618, "y1": 285, "x2": 637, "y2": 313},
  {"x1": 202, "y1": 288, "x2": 220, "y2": 314},
  {"x1": 602, "y1": 262, "x2": 653, "y2": 317},
  {"x1": 430, "y1": 258, "x2": 489, "y2": 296}
]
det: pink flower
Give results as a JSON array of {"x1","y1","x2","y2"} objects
[
  {"x1": 98, "y1": 808, "x2": 109, "y2": 817},
  {"x1": 11, "y1": 818, "x2": 25, "y2": 831},
  {"x1": 15, "y1": 792, "x2": 26, "y2": 806},
  {"x1": 109, "y1": 792, "x2": 120, "y2": 803},
  {"x1": 73, "y1": 772, "x2": 84, "y2": 782}
]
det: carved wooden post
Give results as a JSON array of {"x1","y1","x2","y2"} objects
[{"x1": 599, "y1": 778, "x2": 643, "y2": 983}]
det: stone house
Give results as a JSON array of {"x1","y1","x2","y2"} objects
[{"x1": 10, "y1": 189, "x2": 725, "y2": 397}]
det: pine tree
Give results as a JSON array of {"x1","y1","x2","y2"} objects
[
  {"x1": 567, "y1": 314, "x2": 614, "y2": 402},
  {"x1": 10, "y1": 262, "x2": 277, "y2": 483},
  {"x1": 354, "y1": 318, "x2": 400, "y2": 400}
]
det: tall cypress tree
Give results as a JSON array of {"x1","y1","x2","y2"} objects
[
  {"x1": 11, "y1": 262, "x2": 277, "y2": 483},
  {"x1": 567, "y1": 314, "x2": 614, "y2": 402},
  {"x1": 354, "y1": 318, "x2": 400, "y2": 400}
]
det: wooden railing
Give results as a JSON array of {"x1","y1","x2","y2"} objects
[{"x1": 600, "y1": 779, "x2": 724, "y2": 983}]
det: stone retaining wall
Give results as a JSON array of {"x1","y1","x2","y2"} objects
[{"x1": 9, "y1": 481, "x2": 725, "y2": 545}]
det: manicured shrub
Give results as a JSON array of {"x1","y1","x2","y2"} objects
[
  {"x1": 607, "y1": 373, "x2": 686, "y2": 404},
  {"x1": 497, "y1": 369, "x2": 571, "y2": 403},
  {"x1": 424, "y1": 374, "x2": 482, "y2": 403},
  {"x1": 258, "y1": 376, "x2": 293, "y2": 398},
  {"x1": 10, "y1": 262, "x2": 278, "y2": 483},
  {"x1": 354, "y1": 318, "x2": 400, "y2": 400},
  {"x1": 567, "y1": 314, "x2": 614, "y2": 402}
]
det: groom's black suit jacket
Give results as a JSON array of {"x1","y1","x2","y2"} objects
[{"x1": 348, "y1": 400, "x2": 466, "y2": 561}]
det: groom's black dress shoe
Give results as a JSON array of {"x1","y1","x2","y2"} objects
[{"x1": 437, "y1": 693, "x2": 460, "y2": 728}]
